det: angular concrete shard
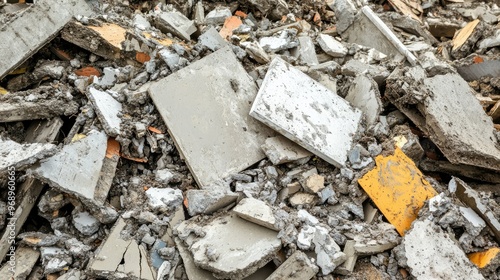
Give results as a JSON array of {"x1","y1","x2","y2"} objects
[
  {"x1": 342, "y1": 6, "x2": 417, "y2": 65},
  {"x1": 401, "y1": 220, "x2": 484, "y2": 280},
  {"x1": 186, "y1": 188, "x2": 238, "y2": 216},
  {"x1": 233, "y1": 198, "x2": 278, "y2": 231},
  {"x1": 386, "y1": 67, "x2": 500, "y2": 171},
  {"x1": 177, "y1": 213, "x2": 281, "y2": 279},
  {"x1": 175, "y1": 237, "x2": 218, "y2": 280},
  {"x1": 266, "y1": 251, "x2": 318, "y2": 280},
  {"x1": 87, "y1": 88, "x2": 123, "y2": 137},
  {"x1": 0, "y1": 246, "x2": 40, "y2": 279},
  {"x1": 31, "y1": 130, "x2": 108, "y2": 206},
  {"x1": 88, "y1": 218, "x2": 155, "y2": 280},
  {"x1": 149, "y1": 46, "x2": 273, "y2": 187},
  {"x1": 358, "y1": 148, "x2": 437, "y2": 235},
  {"x1": 345, "y1": 75, "x2": 382, "y2": 127},
  {"x1": 154, "y1": 9, "x2": 196, "y2": 41},
  {"x1": 0, "y1": 0, "x2": 94, "y2": 80},
  {"x1": 261, "y1": 135, "x2": 312, "y2": 165},
  {"x1": 0, "y1": 138, "x2": 57, "y2": 173},
  {"x1": 250, "y1": 57, "x2": 362, "y2": 168}
]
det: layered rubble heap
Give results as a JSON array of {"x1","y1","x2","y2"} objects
[{"x1": 1, "y1": 0, "x2": 500, "y2": 279}]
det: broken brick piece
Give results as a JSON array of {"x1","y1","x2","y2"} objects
[
  {"x1": 358, "y1": 147, "x2": 437, "y2": 235},
  {"x1": 135, "y1": 52, "x2": 151, "y2": 63},
  {"x1": 220, "y1": 16, "x2": 243, "y2": 40},
  {"x1": 106, "y1": 138, "x2": 120, "y2": 158},
  {"x1": 74, "y1": 66, "x2": 101, "y2": 77},
  {"x1": 469, "y1": 247, "x2": 500, "y2": 269}
]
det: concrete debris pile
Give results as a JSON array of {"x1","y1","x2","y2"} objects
[{"x1": 1, "y1": 0, "x2": 500, "y2": 279}]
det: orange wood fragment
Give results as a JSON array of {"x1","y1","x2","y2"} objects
[
  {"x1": 148, "y1": 126, "x2": 163, "y2": 134},
  {"x1": 75, "y1": 66, "x2": 101, "y2": 77},
  {"x1": 136, "y1": 52, "x2": 151, "y2": 63},
  {"x1": 106, "y1": 138, "x2": 120, "y2": 159},
  {"x1": 121, "y1": 154, "x2": 148, "y2": 163},
  {"x1": 469, "y1": 248, "x2": 500, "y2": 268}
]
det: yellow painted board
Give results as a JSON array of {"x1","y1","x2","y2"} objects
[
  {"x1": 358, "y1": 147, "x2": 437, "y2": 236},
  {"x1": 469, "y1": 247, "x2": 500, "y2": 268}
]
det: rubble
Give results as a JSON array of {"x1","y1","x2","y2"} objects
[
  {"x1": 0, "y1": 138, "x2": 56, "y2": 173},
  {"x1": 233, "y1": 197, "x2": 278, "y2": 230},
  {"x1": 260, "y1": 135, "x2": 312, "y2": 165},
  {"x1": 266, "y1": 251, "x2": 318, "y2": 280}
]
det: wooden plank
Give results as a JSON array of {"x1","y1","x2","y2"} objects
[{"x1": 452, "y1": 19, "x2": 480, "y2": 51}]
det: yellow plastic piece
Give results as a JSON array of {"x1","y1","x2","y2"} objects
[
  {"x1": 468, "y1": 247, "x2": 500, "y2": 268},
  {"x1": 358, "y1": 147, "x2": 437, "y2": 236},
  {"x1": 0, "y1": 86, "x2": 8, "y2": 95}
]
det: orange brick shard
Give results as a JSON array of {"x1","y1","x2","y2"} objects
[
  {"x1": 468, "y1": 247, "x2": 500, "y2": 268},
  {"x1": 358, "y1": 148, "x2": 437, "y2": 236}
]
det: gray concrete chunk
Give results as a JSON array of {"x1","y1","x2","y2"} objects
[
  {"x1": 186, "y1": 188, "x2": 238, "y2": 216},
  {"x1": 0, "y1": 247, "x2": 40, "y2": 279},
  {"x1": 177, "y1": 213, "x2": 282, "y2": 279},
  {"x1": 345, "y1": 75, "x2": 382, "y2": 127},
  {"x1": 154, "y1": 9, "x2": 196, "y2": 41},
  {"x1": 0, "y1": 139, "x2": 56, "y2": 173},
  {"x1": 0, "y1": 0, "x2": 94, "y2": 80},
  {"x1": 233, "y1": 198, "x2": 278, "y2": 231},
  {"x1": 199, "y1": 27, "x2": 228, "y2": 51},
  {"x1": 400, "y1": 219, "x2": 484, "y2": 280},
  {"x1": 250, "y1": 57, "x2": 362, "y2": 168},
  {"x1": 317, "y1": 34, "x2": 347, "y2": 57},
  {"x1": 342, "y1": 7, "x2": 417, "y2": 65},
  {"x1": 31, "y1": 130, "x2": 108, "y2": 205},
  {"x1": 266, "y1": 251, "x2": 318, "y2": 280},
  {"x1": 87, "y1": 87, "x2": 122, "y2": 137},
  {"x1": 261, "y1": 135, "x2": 312, "y2": 165},
  {"x1": 149, "y1": 46, "x2": 273, "y2": 187}
]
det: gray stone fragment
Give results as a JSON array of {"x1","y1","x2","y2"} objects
[
  {"x1": 154, "y1": 9, "x2": 196, "y2": 41},
  {"x1": 0, "y1": 247, "x2": 40, "y2": 279},
  {"x1": 457, "y1": 60, "x2": 500, "y2": 81},
  {"x1": 72, "y1": 212, "x2": 100, "y2": 236},
  {"x1": 186, "y1": 188, "x2": 238, "y2": 216},
  {"x1": 205, "y1": 7, "x2": 232, "y2": 25},
  {"x1": 345, "y1": 75, "x2": 382, "y2": 127},
  {"x1": 145, "y1": 187, "x2": 183, "y2": 212},
  {"x1": 261, "y1": 135, "x2": 312, "y2": 165},
  {"x1": 293, "y1": 35, "x2": 318, "y2": 66},
  {"x1": 57, "y1": 269, "x2": 81, "y2": 280},
  {"x1": 0, "y1": 139, "x2": 56, "y2": 173},
  {"x1": 133, "y1": 14, "x2": 151, "y2": 30},
  {"x1": 317, "y1": 34, "x2": 347, "y2": 57},
  {"x1": 0, "y1": 0, "x2": 93, "y2": 80},
  {"x1": 175, "y1": 237, "x2": 217, "y2": 280},
  {"x1": 199, "y1": 27, "x2": 228, "y2": 51},
  {"x1": 329, "y1": 0, "x2": 357, "y2": 33},
  {"x1": 250, "y1": 57, "x2": 362, "y2": 168},
  {"x1": 400, "y1": 219, "x2": 484, "y2": 279},
  {"x1": 176, "y1": 213, "x2": 282, "y2": 279},
  {"x1": 87, "y1": 87, "x2": 122, "y2": 137},
  {"x1": 266, "y1": 251, "x2": 318, "y2": 280},
  {"x1": 259, "y1": 29, "x2": 299, "y2": 52},
  {"x1": 149, "y1": 46, "x2": 272, "y2": 187},
  {"x1": 341, "y1": 59, "x2": 390, "y2": 85},
  {"x1": 478, "y1": 30, "x2": 500, "y2": 49},
  {"x1": 233, "y1": 198, "x2": 278, "y2": 230}
]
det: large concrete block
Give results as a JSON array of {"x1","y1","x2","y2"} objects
[
  {"x1": 0, "y1": 0, "x2": 94, "y2": 80},
  {"x1": 149, "y1": 46, "x2": 273, "y2": 187},
  {"x1": 250, "y1": 57, "x2": 362, "y2": 168},
  {"x1": 401, "y1": 219, "x2": 484, "y2": 279},
  {"x1": 0, "y1": 139, "x2": 56, "y2": 173},
  {"x1": 176, "y1": 212, "x2": 281, "y2": 279},
  {"x1": 387, "y1": 67, "x2": 500, "y2": 171}
]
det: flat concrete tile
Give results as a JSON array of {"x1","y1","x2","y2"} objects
[
  {"x1": 250, "y1": 57, "x2": 362, "y2": 167},
  {"x1": 149, "y1": 46, "x2": 273, "y2": 187}
]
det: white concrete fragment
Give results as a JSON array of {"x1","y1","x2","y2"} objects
[
  {"x1": 266, "y1": 251, "x2": 318, "y2": 280},
  {"x1": 259, "y1": 29, "x2": 299, "y2": 52},
  {"x1": 186, "y1": 188, "x2": 238, "y2": 216},
  {"x1": 345, "y1": 75, "x2": 382, "y2": 127},
  {"x1": 233, "y1": 198, "x2": 277, "y2": 230},
  {"x1": 250, "y1": 57, "x2": 362, "y2": 167},
  {"x1": 261, "y1": 135, "x2": 312, "y2": 165},
  {"x1": 205, "y1": 7, "x2": 232, "y2": 25},
  {"x1": 73, "y1": 212, "x2": 100, "y2": 236},
  {"x1": 96, "y1": 67, "x2": 120, "y2": 87},
  {"x1": 317, "y1": 34, "x2": 347, "y2": 57},
  {"x1": 176, "y1": 213, "x2": 281, "y2": 279},
  {"x1": 31, "y1": 130, "x2": 107, "y2": 205},
  {"x1": 145, "y1": 188, "x2": 183, "y2": 211},
  {"x1": 149, "y1": 46, "x2": 272, "y2": 187},
  {"x1": 199, "y1": 27, "x2": 228, "y2": 51},
  {"x1": 401, "y1": 219, "x2": 484, "y2": 280},
  {"x1": 87, "y1": 87, "x2": 122, "y2": 137},
  {"x1": 0, "y1": 0, "x2": 94, "y2": 80},
  {"x1": 294, "y1": 36, "x2": 319, "y2": 66},
  {"x1": 0, "y1": 139, "x2": 56, "y2": 173},
  {"x1": 155, "y1": 10, "x2": 196, "y2": 41}
]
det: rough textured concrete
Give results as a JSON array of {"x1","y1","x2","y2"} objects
[
  {"x1": 293, "y1": 36, "x2": 319, "y2": 66},
  {"x1": 0, "y1": 0, "x2": 94, "y2": 80},
  {"x1": 342, "y1": 7, "x2": 417, "y2": 65},
  {"x1": 149, "y1": 46, "x2": 273, "y2": 187},
  {"x1": 266, "y1": 251, "x2": 318, "y2": 280},
  {"x1": 154, "y1": 9, "x2": 196, "y2": 41},
  {"x1": 401, "y1": 219, "x2": 484, "y2": 279},
  {"x1": 0, "y1": 138, "x2": 57, "y2": 173},
  {"x1": 457, "y1": 60, "x2": 500, "y2": 81},
  {"x1": 233, "y1": 198, "x2": 278, "y2": 231},
  {"x1": 31, "y1": 130, "x2": 108, "y2": 206},
  {"x1": 175, "y1": 237, "x2": 218, "y2": 280},
  {"x1": 261, "y1": 135, "x2": 312, "y2": 165},
  {"x1": 387, "y1": 67, "x2": 500, "y2": 171},
  {"x1": 87, "y1": 87, "x2": 122, "y2": 137},
  {"x1": 199, "y1": 27, "x2": 228, "y2": 51},
  {"x1": 345, "y1": 75, "x2": 382, "y2": 127},
  {"x1": 88, "y1": 218, "x2": 155, "y2": 280},
  {"x1": 0, "y1": 247, "x2": 40, "y2": 279},
  {"x1": 177, "y1": 213, "x2": 281, "y2": 279},
  {"x1": 250, "y1": 57, "x2": 362, "y2": 168},
  {"x1": 329, "y1": 0, "x2": 357, "y2": 33},
  {"x1": 186, "y1": 188, "x2": 238, "y2": 216},
  {"x1": 317, "y1": 34, "x2": 347, "y2": 57}
]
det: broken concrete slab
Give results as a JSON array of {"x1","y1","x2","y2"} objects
[
  {"x1": 233, "y1": 197, "x2": 278, "y2": 231},
  {"x1": 342, "y1": 6, "x2": 417, "y2": 65},
  {"x1": 329, "y1": 0, "x2": 357, "y2": 33},
  {"x1": 340, "y1": 59, "x2": 390, "y2": 86},
  {"x1": 261, "y1": 135, "x2": 312, "y2": 165},
  {"x1": 317, "y1": 34, "x2": 347, "y2": 57},
  {"x1": 145, "y1": 187, "x2": 183, "y2": 212},
  {"x1": 250, "y1": 57, "x2": 362, "y2": 168},
  {"x1": 0, "y1": 0, "x2": 94, "y2": 80},
  {"x1": 186, "y1": 188, "x2": 238, "y2": 216},
  {"x1": 457, "y1": 60, "x2": 500, "y2": 81},
  {"x1": 266, "y1": 251, "x2": 318, "y2": 280},
  {"x1": 199, "y1": 27, "x2": 228, "y2": 51},
  {"x1": 450, "y1": 177, "x2": 500, "y2": 243},
  {"x1": 61, "y1": 21, "x2": 127, "y2": 60},
  {"x1": 86, "y1": 87, "x2": 123, "y2": 137},
  {"x1": 292, "y1": 35, "x2": 319, "y2": 66},
  {"x1": 0, "y1": 246, "x2": 40, "y2": 279},
  {"x1": 149, "y1": 46, "x2": 273, "y2": 187},
  {"x1": 154, "y1": 9, "x2": 196, "y2": 41},
  {"x1": 205, "y1": 7, "x2": 232, "y2": 25},
  {"x1": 336, "y1": 240, "x2": 356, "y2": 275},
  {"x1": 386, "y1": 67, "x2": 500, "y2": 171},
  {"x1": 399, "y1": 219, "x2": 484, "y2": 279},
  {"x1": 88, "y1": 218, "x2": 155, "y2": 279},
  {"x1": 345, "y1": 74, "x2": 382, "y2": 127},
  {"x1": 176, "y1": 212, "x2": 281, "y2": 279},
  {"x1": 30, "y1": 130, "x2": 109, "y2": 206},
  {"x1": 358, "y1": 148, "x2": 437, "y2": 235},
  {"x1": 175, "y1": 237, "x2": 218, "y2": 280},
  {"x1": 0, "y1": 138, "x2": 57, "y2": 173}
]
